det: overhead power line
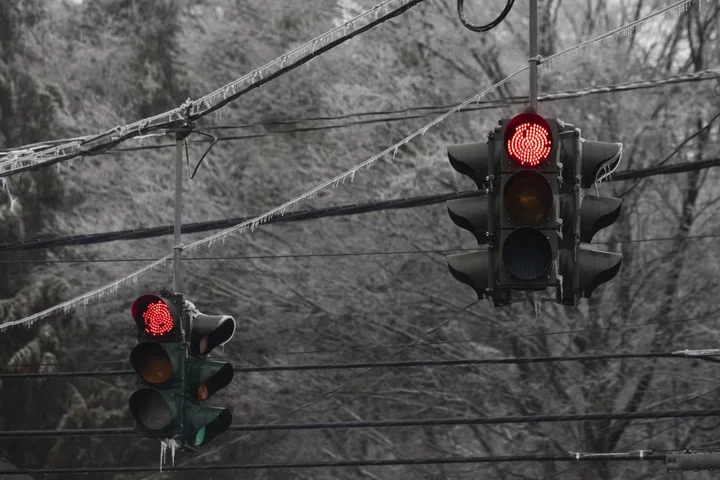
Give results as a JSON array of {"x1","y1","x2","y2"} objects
[
  {"x1": 0, "y1": 451, "x2": 665, "y2": 475},
  {"x1": 2, "y1": 349, "x2": 719, "y2": 379},
  {"x1": 3, "y1": 313, "x2": 717, "y2": 371},
  {"x1": 4, "y1": 70, "x2": 715, "y2": 157},
  {"x1": 0, "y1": 0, "x2": 427, "y2": 178},
  {"x1": 2, "y1": 155, "x2": 719, "y2": 254},
  {"x1": 112, "y1": 70, "x2": 720, "y2": 153},
  {"x1": 4, "y1": 409, "x2": 720, "y2": 438}
]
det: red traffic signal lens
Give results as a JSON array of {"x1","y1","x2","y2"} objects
[
  {"x1": 142, "y1": 300, "x2": 174, "y2": 337},
  {"x1": 503, "y1": 171, "x2": 553, "y2": 225},
  {"x1": 504, "y1": 113, "x2": 553, "y2": 167}
]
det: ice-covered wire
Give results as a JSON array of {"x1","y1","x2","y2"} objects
[
  {"x1": 0, "y1": 1, "x2": 700, "y2": 331},
  {"x1": 456, "y1": 0, "x2": 515, "y2": 32},
  {"x1": 3, "y1": 68, "x2": 715, "y2": 158},
  {"x1": 3, "y1": 153, "x2": 720, "y2": 254}
]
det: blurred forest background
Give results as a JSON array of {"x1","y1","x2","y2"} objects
[{"x1": 1, "y1": 0, "x2": 720, "y2": 478}]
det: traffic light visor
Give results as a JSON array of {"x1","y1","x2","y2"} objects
[
  {"x1": 502, "y1": 228, "x2": 553, "y2": 280},
  {"x1": 503, "y1": 171, "x2": 553, "y2": 225},
  {"x1": 190, "y1": 314, "x2": 236, "y2": 356},
  {"x1": 130, "y1": 342, "x2": 174, "y2": 384},
  {"x1": 132, "y1": 295, "x2": 177, "y2": 338},
  {"x1": 504, "y1": 113, "x2": 553, "y2": 167},
  {"x1": 129, "y1": 389, "x2": 175, "y2": 431}
]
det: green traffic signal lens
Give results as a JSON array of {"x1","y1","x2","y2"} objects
[
  {"x1": 503, "y1": 171, "x2": 553, "y2": 225},
  {"x1": 130, "y1": 342, "x2": 174, "y2": 384},
  {"x1": 195, "y1": 427, "x2": 206, "y2": 446},
  {"x1": 502, "y1": 228, "x2": 553, "y2": 281}
]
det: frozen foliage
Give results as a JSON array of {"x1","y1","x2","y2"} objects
[
  {"x1": 0, "y1": 0, "x2": 702, "y2": 333},
  {"x1": 541, "y1": 0, "x2": 702, "y2": 70}
]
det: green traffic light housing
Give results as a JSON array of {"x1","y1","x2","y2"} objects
[
  {"x1": 188, "y1": 359, "x2": 234, "y2": 401},
  {"x1": 184, "y1": 406, "x2": 232, "y2": 447}
]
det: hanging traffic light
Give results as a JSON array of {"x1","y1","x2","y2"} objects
[
  {"x1": 497, "y1": 113, "x2": 560, "y2": 291},
  {"x1": 557, "y1": 130, "x2": 623, "y2": 305},
  {"x1": 183, "y1": 310, "x2": 236, "y2": 447},
  {"x1": 129, "y1": 294, "x2": 185, "y2": 440}
]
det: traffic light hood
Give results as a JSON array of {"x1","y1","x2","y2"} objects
[
  {"x1": 190, "y1": 314, "x2": 236, "y2": 356},
  {"x1": 580, "y1": 140, "x2": 622, "y2": 188},
  {"x1": 447, "y1": 142, "x2": 490, "y2": 189}
]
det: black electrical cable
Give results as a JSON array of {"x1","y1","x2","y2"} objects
[
  {"x1": 4, "y1": 229, "x2": 720, "y2": 265},
  {"x1": 189, "y1": 130, "x2": 219, "y2": 179},
  {"x1": 0, "y1": 452, "x2": 665, "y2": 475},
  {"x1": 3, "y1": 69, "x2": 713, "y2": 156},
  {"x1": 457, "y1": 0, "x2": 515, "y2": 32},
  {"x1": 2, "y1": 350, "x2": 719, "y2": 380},
  {"x1": 2, "y1": 155, "x2": 720, "y2": 254},
  {"x1": 2, "y1": 312, "x2": 717, "y2": 370},
  {"x1": 4, "y1": 409, "x2": 720, "y2": 438}
]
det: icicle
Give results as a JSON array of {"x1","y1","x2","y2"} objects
[
  {"x1": 350, "y1": 170, "x2": 356, "y2": 183},
  {"x1": 557, "y1": 274, "x2": 564, "y2": 300},
  {"x1": 392, "y1": 147, "x2": 398, "y2": 159},
  {"x1": 159, "y1": 441, "x2": 167, "y2": 472},
  {"x1": 534, "y1": 293, "x2": 540, "y2": 318}
]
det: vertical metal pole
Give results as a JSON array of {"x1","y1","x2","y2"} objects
[
  {"x1": 529, "y1": 0, "x2": 539, "y2": 112},
  {"x1": 173, "y1": 135, "x2": 183, "y2": 292}
]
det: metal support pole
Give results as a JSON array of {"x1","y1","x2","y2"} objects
[
  {"x1": 529, "y1": 0, "x2": 539, "y2": 112},
  {"x1": 173, "y1": 134, "x2": 184, "y2": 292}
]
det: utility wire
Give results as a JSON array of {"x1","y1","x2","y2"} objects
[
  {"x1": 2, "y1": 350, "x2": 719, "y2": 380},
  {"x1": 4, "y1": 227, "x2": 720, "y2": 264},
  {"x1": 457, "y1": 0, "x2": 516, "y2": 32},
  {"x1": 455, "y1": 385, "x2": 720, "y2": 480},
  {"x1": 3, "y1": 156, "x2": 720, "y2": 254},
  {"x1": 3, "y1": 313, "x2": 717, "y2": 370},
  {"x1": 111, "y1": 70, "x2": 720, "y2": 154},
  {"x1": 4, "y1": 409, "x2": 720, "y2": 438},
  {"x1": 3, "y1": 69, "x2": 715, "y2": 157},
  {"x1": 0, "y1": 452, "x2": 665, "y2": 475}
]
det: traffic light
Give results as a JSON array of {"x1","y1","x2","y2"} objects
[
  {"x1": 129, "y1": 294, "x2": 236, "y2": 447},
  {"x1": 445, "y1": 114, "x2": 622, "y2": 307},
  {"x1": 183, "y1": 311, "x2": 235, "y2": 447},
  {"x1": 497, "y1": 113, "x2": 560, "y2": 292},
  {"x1": 557, "y1": 131, "x2": 623, "y2": 305},
  {"x1": 129, "y1": 294, "x2": 185, "y2": 440}
]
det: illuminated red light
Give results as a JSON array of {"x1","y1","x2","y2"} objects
[
  {"x1": 142, "y1": 301, "x2": 174, "y2": 337},
  {"x1": 504, "y1": 114, "x2": 553, "y2": 167}
]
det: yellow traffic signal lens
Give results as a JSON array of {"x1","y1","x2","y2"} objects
[
  {"x1": 198, "y1": 384, "x2": 209, "y2": 401},
  {"x1": 130, "y1": 342, "x2": 174, "y2": 384},
  {"x1": 503, "y1": 171, "x2": 553, "y2": 225}
]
